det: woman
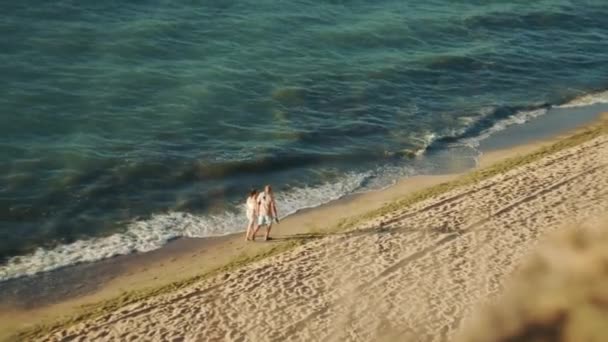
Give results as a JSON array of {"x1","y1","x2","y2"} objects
[{"x1": 245, "y1": 189, "x2": 258, "y2": 241}]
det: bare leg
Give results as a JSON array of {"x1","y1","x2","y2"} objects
[
  {"x1": 264, "y1": 223, "x2": 273, "y2": 241},
  {"x1": 252, "y1": 224, "x2": 261, "y2": 241},
  {"x1": 245, "y1": 221, "x2": 254, "y2": 241}
]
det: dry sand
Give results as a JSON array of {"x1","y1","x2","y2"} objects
[
  {"x1": 456, "y1": 215, "x2": 608, "y2": 342},
  {"x1": 0, "y1": 173, "x2": 458, "y2": 339},
  {"x1": 28, "y1": 127, "x2": 608, "y2": 341}
]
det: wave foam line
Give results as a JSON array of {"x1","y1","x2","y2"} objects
[
  {"x1": 462, "y1": 89, "x2": 608, "y2": 148},
  {"x1": 0, "y1": 172, "x2": 370, "y2": 282},
  {"x1": 4, "y1": 88, "x2": 607, "y2": 282},
  {"x1": 557, "y1": 90, "x2": 608, "y2": 108},
  {"x1": 463, "y1": 107, "x2": 549, "y2": 147}
]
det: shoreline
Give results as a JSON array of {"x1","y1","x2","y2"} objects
[
  {"x1": 4, "y1": 98, "x2": 607, "y2": 287},
  {"x1": 1, "y1": 112, "x2": 607, "y2": 340},
  {"x1": 0, "y1": 174, "x2": 460, "y2": 340},
  {"x1": 22, "y1": 112, "x2": 608, "y2": 341}
]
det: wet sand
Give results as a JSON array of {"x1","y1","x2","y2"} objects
[
  {"x1": 29, "y1": 116, "x2": 608, "y2": 341},
  {"x1": 2, "y1": 114, "x2": 607, "y2": 341},
  {"x1": 0, "y1": 174, "x2": 459, "y2": 340}
]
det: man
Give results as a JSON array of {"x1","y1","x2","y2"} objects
[{"x1": 253, "y1": 185, "x2": 279, "y2": 241}]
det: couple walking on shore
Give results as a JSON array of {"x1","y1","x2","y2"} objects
[{"x1": 245, "y1": 185, "x2": 279, "y2": 241}]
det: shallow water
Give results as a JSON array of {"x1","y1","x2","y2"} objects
[{"x1": 1, "y1": 0, "x2": 608, "y2": 281}]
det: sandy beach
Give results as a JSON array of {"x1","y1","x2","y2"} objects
[
  {"x1": 4, "y1": 2, "x2": 608, "y2": 340},
  {"x1": 6, "y1": 115, "x2": 603, "y2": 341}
]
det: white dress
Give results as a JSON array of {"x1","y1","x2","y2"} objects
[{"x1": 246, "y1": 196, "x2": 257, "y2": 222}]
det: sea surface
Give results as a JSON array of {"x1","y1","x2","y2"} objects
[{"x1": 1, "y1": 0, "x2": 608, "y2": 281}]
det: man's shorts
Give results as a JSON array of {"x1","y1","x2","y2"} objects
[{"x1": 258, "y1": 215, "x2": 273, "y2": 226}]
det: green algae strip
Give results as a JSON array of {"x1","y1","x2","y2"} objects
[{"x1": 14, "y1": 117, "x2": 608, "y2": 341}]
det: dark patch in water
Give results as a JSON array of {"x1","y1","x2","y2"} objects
[
  {"x1": 463, "y1": 10, "x2": 597, "y2": 32},
  {"x1": 429, "y1": 103, "x2": 552, "y2": 149},
  {"x1": 180, "y1": 151, "x2": 379, "y2": 182},
  {"x1": 426, "y1": 55, "x2": 485, "y2": 71},
  {"x1": 2, "y1": 0, "x2": 608, "y2": 278}
]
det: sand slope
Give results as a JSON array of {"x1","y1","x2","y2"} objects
[
  {"x1": 41, "y1": 135, "x2": 608, "y2": 342},
  {"x1": 456, "y1": 215, "x2": 608, "y2": 342}
]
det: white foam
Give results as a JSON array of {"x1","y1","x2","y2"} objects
[
  {"x1": 557, "y1": 90, "x2": 608, "y2": 108},
  {"x1": 274, "y1": 172, "x2": 371, "y2": 217},
  {"x1": 360, "y1": 164, "x2": 416, "y2": 191},
  {"x1": 0, "y1": 172, "x2": 370, "y2": 282},
  {"x1": 415, "y1": 132, "x2": 437, "y2": 156},
  {"x1": 462, "y1": 89, "x2": 608, "y2": 148},
  {"x1": 5, "y1": 89, "x2": 607, "y2": 282},
  {"x1": 462, "y1": 107, "x2": 549, "y2": 148}
]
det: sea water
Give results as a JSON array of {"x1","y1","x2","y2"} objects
[{"x1": 1, "y1": 0, "x2": 608, "y2": 281}]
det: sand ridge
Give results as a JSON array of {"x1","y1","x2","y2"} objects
[{"x1": 40, "y1": 135, "x2": 608, "y2": 341}]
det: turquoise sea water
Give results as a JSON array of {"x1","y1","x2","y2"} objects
[{"x1": 1, "y1": 0, "x2": 608, "y2": 280}]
